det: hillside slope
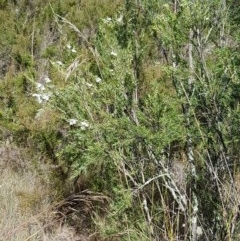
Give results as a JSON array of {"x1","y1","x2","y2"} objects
[{"x1": 1, "y1": 1, "x2": 240, "y2": 240}]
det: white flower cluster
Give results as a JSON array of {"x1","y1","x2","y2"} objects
[
  {"x1": 80, "y1": 120, "x2": 90, "y2": 130},
  {"x1": 116, "y1": 14, "x2": 123, "y2": 24},
  {"x1": 32, "y1": 93, "x2": 51, "y2": 103},
  {"x1": 66, "y1": 44, "x2": 77, "y2": 53},
  {"x1": 36, "y1": 83, "x2": 45, "y2": 91},
  {"x1": 96, "y1": 77, "x2": 102, "y2": 83},
  {"x1": 56, "y1": 60, "x2": 64, "y2": 66},
  {"x1": 111, "y1": 51, "x2": 117, "y2": 57},
  {"x1": 103, "y1": 17, "x2": 112, "y2": 24},
  {"x1": 67, "y1": 118, "x2": 90, "y2": 130},
  {"x1": 103, "y1": 15, "x2": 123, "y2": 25},
  {"x1": 44, "y1": 76, "x2": 51, "y2": 83},
  {"x1": 86, "y1": 82, "x2": 93, "y2": 87},
  {"x1": 32, "y1": 76, "x2": 52, "y2": 104},
  {"x1": 67, "y1": 118, "x2": 78, "y2": 126}
]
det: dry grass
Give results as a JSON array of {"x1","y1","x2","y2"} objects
[{"x1": 0, "y1": 143, "x2": 89, "y2": 241}]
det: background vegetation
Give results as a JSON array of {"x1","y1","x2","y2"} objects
[{"x1": 1, "y1": 0, "x2": 240, "y2": 240}]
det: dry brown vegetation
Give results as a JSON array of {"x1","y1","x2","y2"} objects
[{"x1": 0, "y1": 143, "x2": 97, "y2": 241}]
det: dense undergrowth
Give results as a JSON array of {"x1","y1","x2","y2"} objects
[{"x1": 1, "y1": 0, "x2": 240, "y2": 240}]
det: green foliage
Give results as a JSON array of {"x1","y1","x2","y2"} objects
[
  {"x1": 1, "y1": 0, "x2": 240, "y2": 240},
  {"x1": 49, "y1": 3, "x2": 187, "y2": 239}
]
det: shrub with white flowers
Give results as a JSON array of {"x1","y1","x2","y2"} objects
[
  {"x1": 67, "y1": 118, "x2": 78, "y2": 126},
  {"x1": 32, "y1": 77, "x2": 52, "y2": 104},
  {"x1": 96, "y1": 77, "x2": 102, "y2": 83}
]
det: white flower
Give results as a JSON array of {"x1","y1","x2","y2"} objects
[
  {"x1": 68, "y1": 118, "x2": 78, "y2": 126},
  {"x1": 111, "y1": 51, "x2": 117, "y2": 57},
  {"x1": 86, "y1": 82, "x2": 93, "y2": 87},
  {"x1": 103, "y1": 17, "x2": 111, "y2": 24},
  {"x1": 71, "y1": 48, "x2": 77, "y2": 53},
  {"x1": 67, "y1": 44, "x2": 71, "y2": 49},
  {"x1": 109, "y1": 69, "x2": 114, "y2": 75},
  {"x1": 56, "y1": 60, "x2": 63, "y2": 66},
  {"x1": 41, "y1": 93, "x2": 50, "y2": 101},
  {"x1": 44, "y1": 76, "x2": 51, "y2": 83},
  {"x1": 36, "y1": 83, "x2": 45, "y2": 91},
  {"x1": 117, "y1": 14, "x2": 123, "y2": 23},
  {"x1": 32, "y1": 93, "x2": 50, "y2": 103},
  {"x1": 96, "y1": 77, "x2": 102, "y2": 83},
  {"x1": 80, "y1": 121, "x2": 90, "y2": 130},
  {"x1": 32, "y1": 93, "x2": 43, "y2": 103}
]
